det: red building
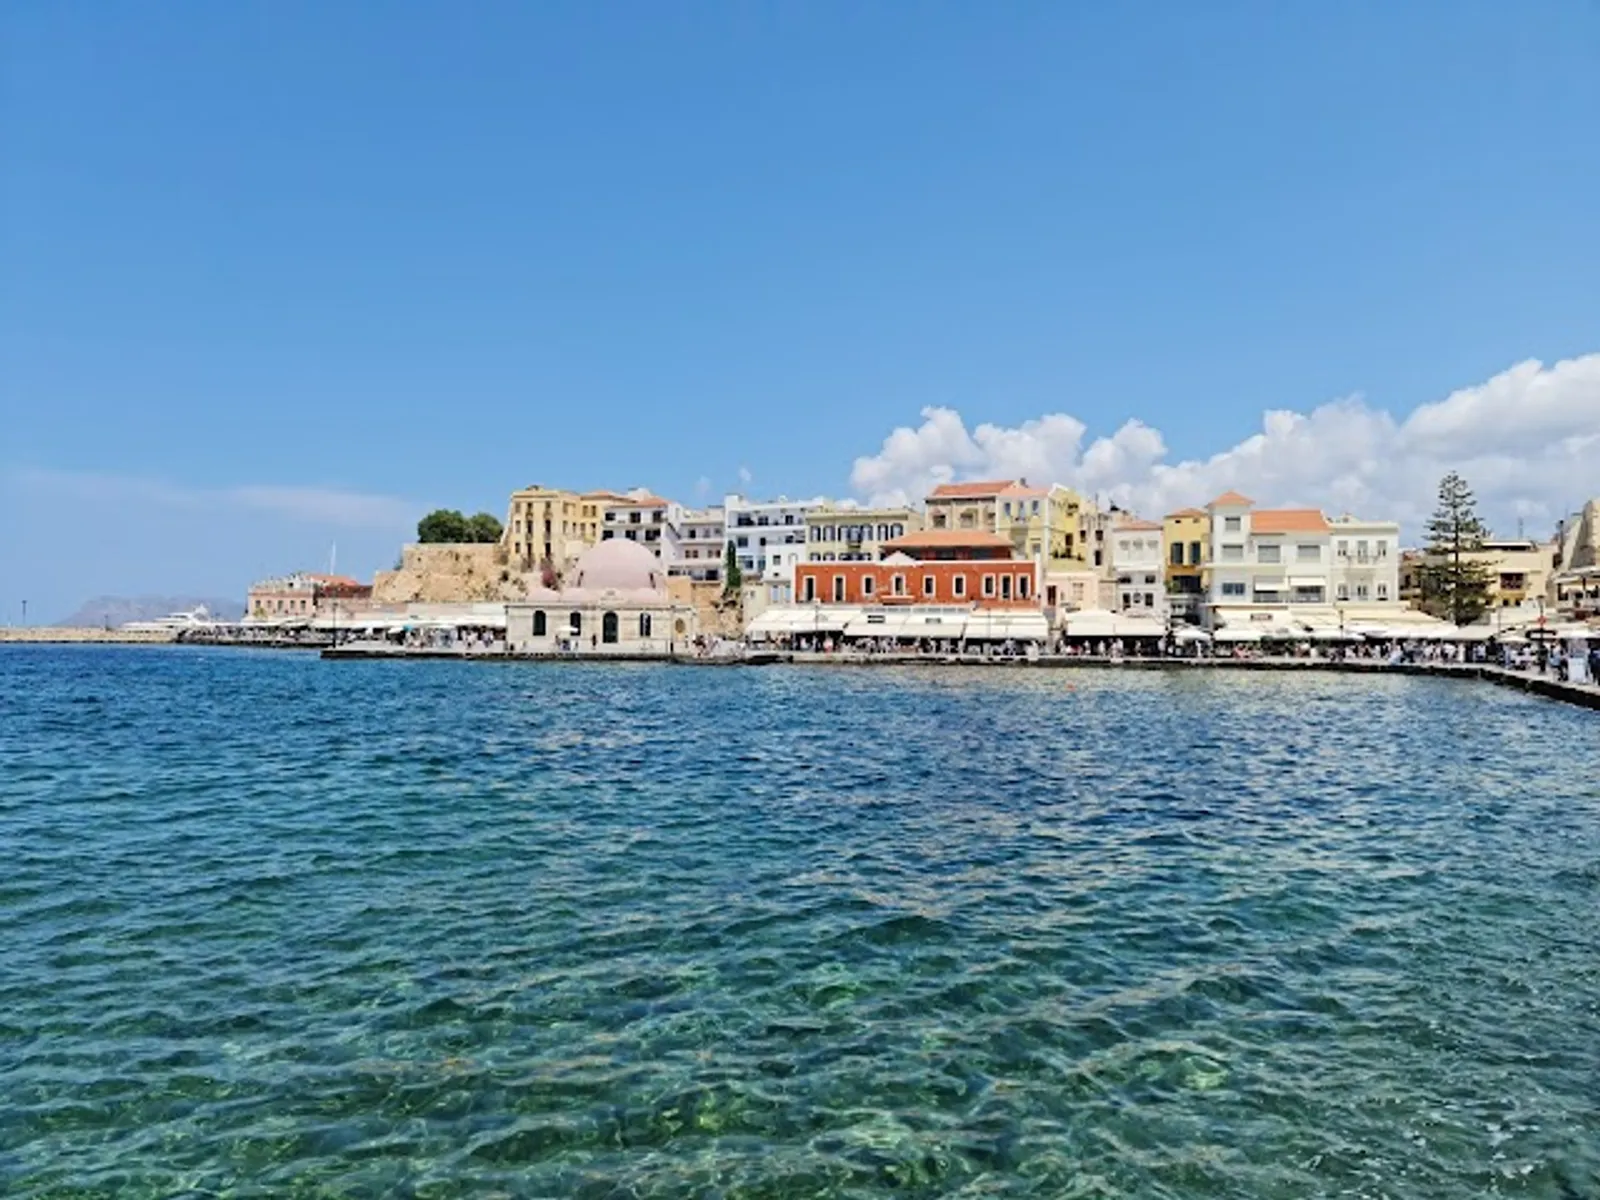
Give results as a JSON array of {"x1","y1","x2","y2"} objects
[{"x1": 794, "y1": 530, "x2": 1038, "y2": 610}]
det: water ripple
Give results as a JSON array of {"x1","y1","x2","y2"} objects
[{"x1": 2, "y1": 647, "x2": 1598, "y2": 1197}]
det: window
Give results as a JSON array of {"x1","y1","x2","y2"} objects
[
  {"x1": 832, "y1": 575, "x2": 844, "y2": 602},
  {"x1": 533, "y1": 610, "x2": 547, "y2": 637},
  {"x1": 1171, "y1": 543, "x2": 1185, "y2": 566},
  {"x1": 1355, "y1": 584, "x2": 1370, "y2": 600},
  {"x1": 1144, "y1": 592, "x2": 1154, "y2": 607},
  {"x1": 1031, "y1": 500, "x2": 1040, "y2": 515},
  {"x1": 1018, "y1": 575, "x2": 1030, "y2": 598},
  {"x1": 891, "y1": 574, "x2": 905, "y2": 596},
  {"x1": 862, "y1": 575, "x2": 875, "y2": 596},
  {"x1": 1001, "y1": 575, "x2": 1012, "y2": 600},
  {"x1": 803, "y1": 576, "x2": 816, "y2": 602},
  {"x1": 1257, "y1": 544, "x2": 1281, "y2": 564},
  {"x1": 954, "y1": 575, "x2": 967, "y2": 598},
  {"x1": 1003, "y1": 502, "x2": 1012, "y2": 516},
  {"x1": 1297, "y1": 544, "x2": 1320, "y2": 562},
  {"x1": 1375, "y1": 541, "x2": 1388, "y2": 559},
  {"x1": 1337, "y1": 584, "x2": 1349, "y2": 600},
  {"x1": 983, "y1": 574, "x2": 996, "y2": 597},
  {"x1": 639, "y1": 613, "x2": 652, "y2": 637},
  {"x1": 1221, "y1": 582, "x2": 1246, "y2": 597},
  {"x1": 736, "y1": 536, "x2": 748, "y2": 548},
  {"x1": 1377, "y1": 583, "x2": 1389, "y2": 600},
  {"x1": 570, "y1": 611, "x2": 582, "y2": 636},
  {"x1": 932, "y1": 512, "x2": 947, "y2": 529},
  {"x1": 1224, "y1": 516, "x2": 1242, "y2": 532},
  {"x1": 923, "y1": 574, "x2": 935, "y2": 597},
  {"x1": 602, "y1": 612, "x2": 619, "y2": 643},
  {"x1": 1188, "y1": 541, "x2": 1203, "y2": 565},
  {"x1": 1221, "y1": 544, "x2": 1244, "y2": 562}
]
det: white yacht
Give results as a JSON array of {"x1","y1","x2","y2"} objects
[{"x1": 120, "y1": 606, "x2": 222, "y2": 633}]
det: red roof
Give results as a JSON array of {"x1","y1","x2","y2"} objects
[
  {"x1": 1165, "y1": 507, "x2": 1207, "y2": 519},
  {"x1": 1117, "y1": 519, "x2": 1163, "y2": 532},
  {"x1": 1250, "y1": 508, "x2": 1330, "y2": 534},
  {"x1": 306, "y1": 574, "x2": 366, "y2": 588},
  {"x1": 1208, "y1": 490, "x2": 1255, "y2": 508},
  {"x1": 927, "y1": 479, "x2": 1015, "y2": 499}
]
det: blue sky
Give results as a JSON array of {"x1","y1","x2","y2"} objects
[{"x1": 4, "y1": 2, "x2": 1599, "y2": 620}]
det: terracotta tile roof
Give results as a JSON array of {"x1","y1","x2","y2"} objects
[
  {"x1": 1165, "y1": 507, "x2": 1207, "y2": 519},
  {"x1": 613, "y1": 494, "x2": 669, "y2": 508},
  {"x1": 883, "y1": 529, "x2": 1015, "y2": 550},
  {"x1": 927, "y1": 479, "x2": 1015, "y2": 499},
  {"x1": 1208, "y1": 490, "x2": 1255, "y2": 508},
  {"x1": 997, "y1": 483, "x2": 1048, "y2": 498},
  {"x1": 1117, "y1": 520, "x2": 1164, "y2": 532},
  {"x1": 1250, "y1": 508, "x2": 1330, "y2": 534},
  {"x1": 306, "y1": 573, "x2": 366, "y2": 587}
]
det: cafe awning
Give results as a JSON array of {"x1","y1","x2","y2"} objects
[{"x1": 962, "y1": 611, "x2": 1051, "y2": 642}]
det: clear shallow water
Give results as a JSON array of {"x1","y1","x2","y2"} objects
[{"x1": 3, "y1": 647, "x2": 1599, "y2": 1199}]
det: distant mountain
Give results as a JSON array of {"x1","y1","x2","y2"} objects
[{"x1": 55, "y1": 596, "x2": 245, "y2": 628}]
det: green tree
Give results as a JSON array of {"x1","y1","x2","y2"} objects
[
  {"x1": 417, "y1": 509, "x2": 469, "y2": 543},
  {"x1": 1420, "y1": 471, "x2": 1493, "y2": 625},
  {"x1": 722, "y1": 541, "x2": 743, "y2": 595},
  {"x1": 466, "y1": 512, "x2": 504, "y2": 543}
]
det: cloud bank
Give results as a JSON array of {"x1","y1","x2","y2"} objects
[{"x1": 849, "y1": 355, "x2": 1600, "y2": 536}]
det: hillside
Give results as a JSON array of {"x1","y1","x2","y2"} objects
[{"x1": 54, "y1": 596, "x2": 244, "y2": 628}]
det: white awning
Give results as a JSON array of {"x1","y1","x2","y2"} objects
[
  {"x1": 1251, "y1": 582, "x2": 1283, "y2": 593},
  {"x1": 747, "y1": 606, "x2": 861, "y2": 636},
  {"x1": 892, "y1": 609, "x2": 972, "y2": 638},
  {"x1": 1287, "y1": 577, "x2": 1325, "y2": 588},
  {"x1": 962, "y1": 611, "x2": 1051, "y2": 641},
  {"x1": 1214, "y1": 627, "x2": 1262, "y2": 642}
]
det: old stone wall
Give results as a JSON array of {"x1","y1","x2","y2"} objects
[{"x1": 371, "y1": 543, "x2": 527, "y2": 604}]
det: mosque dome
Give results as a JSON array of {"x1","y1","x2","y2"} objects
[{"x1": 570, "y1": 538, "x2": 663, "y2": 593}]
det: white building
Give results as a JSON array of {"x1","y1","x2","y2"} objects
[
  {"x1": 1206, "y1": 492, "x2": 1404, "y2": 629},
  {"x1": 723, "y1": 494, "x2": 822, "y2": 600},
  {"x1": 506, "y1": 539, "x2": 697, "y2": 655},
  {"x1": 600, "y1": 489, "x2": 668, "y2": 559},
  {"x1": 1110, "y1": 519, "x2": 1167, "y2": 618},
  {"x1": 664, "y1": 504, "x2": 725, "y2": 583},
  {"x1": 1327, "y1": 516, "x2": 1401, "y2": 606}
]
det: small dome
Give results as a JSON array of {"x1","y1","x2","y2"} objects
[{"x1": 571, "y1": 538, "x2": 663, "y2": 592}]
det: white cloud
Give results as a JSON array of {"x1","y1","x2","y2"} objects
[
  {"x1": 848, "y1": 354, "x2": 1600, "y2": 537},
  {"x1": 13, "y1": 469, "x2": 420, "y2": 530},
  {"x1": 737, "y1": 465, "x2": 753, "y2": 487}
]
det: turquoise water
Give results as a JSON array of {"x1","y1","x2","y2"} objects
[{"x1": 3, "y1": 647, "x2": 1599, "y2": 1198}]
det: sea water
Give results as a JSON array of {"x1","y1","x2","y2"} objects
[{"x1": 2, "y1": 647, "x2": 1598, "y2": 1197}]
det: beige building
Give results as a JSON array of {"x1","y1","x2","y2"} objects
[
  {"x1": 1403, "y1": 537, "x2": 1558, "y2": 611},
  {"x1": 924, "y1": 480, "x2": 1090, "y2": 568},
  {"x1": 506, "y1": 539, "x2": 698, "y2": 655},
  {"x1": 503, "y1": 486, "x2": 616, "y2": 576},
  {"x1": 805, "y1": 505, "x2": 922, "y2": 563},
  {"x1": 1164, "y1": 508, "x2": 1211, "y2": 622}
]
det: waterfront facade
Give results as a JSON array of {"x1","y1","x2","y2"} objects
[
  {"x1": 1111, "y1": 519, "x2": 1167, "y2": 618},
  {"x1": 804, "y1": 505, "x2": 920, "y2": 563},
  {"x1": 1402, "y1": 536, "x2": 1557, "y2": 612},
  {"x1": 1163, "y1": 508, "x2": 1210, "y2": 623},
  {"x1": 505, "y1": 539, "x2": 697, "y2": 655},
  {"x1": 1327, "y1": 516, "x2": 1401, "y2": 605},
  {"x1": 795, "y1": 560, "x2": 1039, "y2": 608},
  {"x1": 248, "y1": 573, "x2": 372, "y2": 621}
]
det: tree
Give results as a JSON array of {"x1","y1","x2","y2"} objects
[
  {"x1": 723, "y1": 541, "x2": 743, "y2": 595},
  {"x1": 417, "y1": 509, "x2": 469, "y2": 543},
  {"x1": 1420, "y1": 471, "x2": 1493, "y2": 625},
  {"x1": 466, "y1": 512, "x2": 504, "y2": 544}
]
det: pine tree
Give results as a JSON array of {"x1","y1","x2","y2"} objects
[
  {"x1": 722, "y1": 541, "x2": 743, "y2": 596},
  {"x1": 1420, "y1": 471, "x2": 1493, "y2": 625}
]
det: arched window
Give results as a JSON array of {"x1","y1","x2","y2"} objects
[
  {"x1": 602, "y1": 612, "x2": 619, "y2": 643},
  {"x1": 639, "y1": 613, "x2": 652, "y2": 637},
  {"x1": 533, "y1": 610, "x2": 547, "y2": 636},
  {"x1": 569, "y1": 611, "x2": 582, "y2": 637}
]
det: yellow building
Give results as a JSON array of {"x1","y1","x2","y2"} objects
[
  {"x1": 996, "y1": 483, "x2": 1091, "y2": 569},
  {"x1": 504, "y1": 486, "x2": 615, "y2": 575},
  {"x1": 1163, "y1": 508, "x2": 1211, "y2": 621}
]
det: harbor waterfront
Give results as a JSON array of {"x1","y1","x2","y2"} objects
[{"x1": 4, "y1": 646, "x2": 1600, "y2": 1197}]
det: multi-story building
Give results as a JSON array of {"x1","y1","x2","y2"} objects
[
  {"x1": 1328, "y1": 516, "x2": 1401, "y2": 606},
  {"x1": 504, "y1": 486, "x2": 611, "y2": 574},
  {"x1": 1402, "y1": 536, "x2": 1558, "y2": 612},
  {"x1": 996, "y1": 483, "x2": 1091, "y2": 568},
  {"x1": 805, "y1": 505, "x2": 921, "y2": 563},
  {"x1": 794, "y1": 531, "x2": 1036, "y2": 607},
  {"x1": 723, "y1": 494, "x2": 822, "y2": 595},
  {"x1": 601, "y1": 490, "x2": 669, "y2": 559},
  {"x1": 247, "y1": 573, "x2": 371, "y2": 621},
  {"x1": 1208, "y1": 492, "x2": 1333, "y2": 610},
  {"x1": 663, "y1": 504, "x2": 725, "y2": 583},
  {"x1": 1163, "y1": 508, "x2": 1211, "y2": 623},
  {"x1": 923, "y1": 480, "x2": 1010, "y2": 534},
  {"x1": 1111, "y1": 518, "x2": 1167, "y2": 617}
]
